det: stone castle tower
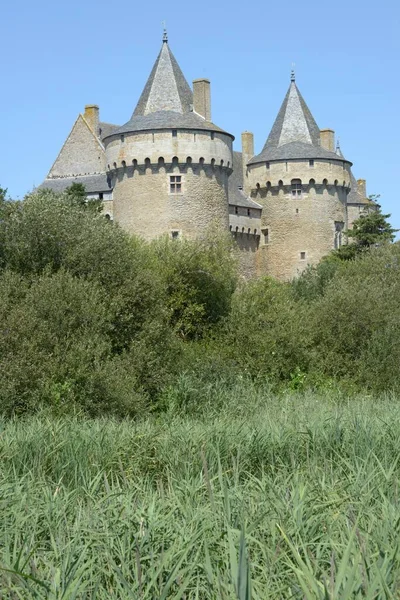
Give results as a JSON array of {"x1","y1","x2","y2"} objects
[{"x1": 41, "y1": 34, "x2": 373, "y2": 280}]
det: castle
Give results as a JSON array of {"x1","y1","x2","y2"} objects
[{"x1": 41, "y1": 31, "x2": 372, "y2": 280}]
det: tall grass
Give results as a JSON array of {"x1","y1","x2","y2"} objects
[{"x1": 1, "y1": 389, "x2": 400, "y2": 598}]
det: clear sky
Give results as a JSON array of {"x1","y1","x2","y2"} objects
[{"x1": 1, "y1": 0, "x2": 399, "y2": 231}]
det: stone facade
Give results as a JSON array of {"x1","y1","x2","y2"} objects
[{"x1": 40, "y1": 35, "x2": 373, "y2": 281}]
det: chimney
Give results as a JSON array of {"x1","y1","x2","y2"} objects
[
  {"x1": 320, "y1": 129, "x2": 335, "y2": 152},
  {"x1": 84, "y1": 105, "x2": 100, "y2": 136},
  {"x1": 357, "y1": 179, "x2": 367, "y2": 198},
  {"x1": 193, "y1": 79, "x2": 211, "y2": 121},
  {"x1": 241, "y1": 131, "x2": 254, "y2": 196}
]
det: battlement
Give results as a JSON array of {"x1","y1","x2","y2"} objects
[{"x1": 105, "y1": 129, "x2": 233, "y2": 173}]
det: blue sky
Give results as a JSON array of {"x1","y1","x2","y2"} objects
[{"x1": 1, "y1": 0, "x2": 399, "y2": 231}]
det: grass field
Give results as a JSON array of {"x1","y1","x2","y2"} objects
[{"x1": 1, "y1": 388, "x2": 400, "y2": 598}]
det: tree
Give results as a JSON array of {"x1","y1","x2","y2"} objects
[
  {"x1": 65, "y1": 182, "x2": 103, "y2": 213},
  {"x1": 333, "y1": 202, "x2": 397, "y2": 261}
]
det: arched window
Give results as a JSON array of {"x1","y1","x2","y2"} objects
[{"x1": 291, "y1": 179, "x2": 302, "y2": 197}]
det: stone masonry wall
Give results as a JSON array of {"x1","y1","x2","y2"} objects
[
  {"x1": 231, "y1": 233, "x2": 260, "y2": 280},
  {"x1": 105, "y1": 130, "x2": 233, "y2": 169},
  {"x1": 111, "y1": 162, "x2": 230, "y2": 240},
  {"x1": 248, "y1": 159, "x2": 350, "y2": 280}
]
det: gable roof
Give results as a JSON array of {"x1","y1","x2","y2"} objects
[{"x1": 47, "y1": 114, "x2": 106, "y2": 178}]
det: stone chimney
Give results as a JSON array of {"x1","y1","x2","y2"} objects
[
  {"x1": 241, "y1": 131, "x2": 254, "y2": 196},
  {"x1": 193, "y1": 79, "x2": 211, "y2": 121},
  {"x1": 357, "y1": 179, "x2": 367, "y2": 198},
  {"x1": 320, "y1": 129, "x2": 335, "y2": 152},
  {"x1": 84, "y1": 105, "x2": 100, "y2": 136}
]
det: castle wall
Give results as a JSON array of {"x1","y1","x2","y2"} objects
[
  {"x1": 105, "y1": 128, "x2": 232, "y2": 240},
  {"x1": 231, "y1": 232, "x2": 260, "y2": 280},
  {"x1": 347, "y1": 204, "x2": 364, "y2": 231},
  {"x1": 110, "y1": 162, "x2": 230, "y2": 240},
  {"x1": 249, "y1": 158, "x2": 352, "y2": 189},
  {"x1": 248, "y1": 159, "x2": 349, "y2": 280},
  {"x1": 105, "y1": 130, "x2": 233, "y2": 168}
]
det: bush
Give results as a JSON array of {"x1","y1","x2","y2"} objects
[
  {"x1": 308, "y1": 244, "x2": 400, "y2": 390},
  {"x1": 220, "y1": 277, "x2": 311, "y2": 383},
  {"x1": 150, "y1": 230, "x2": 238, "y2": 339}
]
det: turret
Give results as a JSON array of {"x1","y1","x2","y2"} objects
[
  {"x1": 245, "y1": 71, "x2": 352, "y2": 280},
  {"x1": 102, "y1": 33, "x2": 234, "y2": 240}
]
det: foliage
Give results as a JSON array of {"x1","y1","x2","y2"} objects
[
  {"x1": 0, "y1": 269, "x2": 148, "y2": 417},
  {"x1": 308, "y1": 244, "x2": 400, "y2": 391},
  {"x1": 0, "y1": 395, "x2": 400, "y2": 597},
  {"x1": 65, "y1": 182, "x2": 103, "y2": 213},
  {"x1": 220, "y1": 277, "x2": 310, "y2": 382},
  {"x1": 0, "y1": 183, "x2": 400, "y2": 415},
  {"x1": 290, "y1": 258, "x2": 340, "y2": 301},
  {"x1": 333, "y1": 205, "x2": 397, "y2": 261},
  {"x1": 150, "y1": 230, "x2": 238, "y2": 339}
]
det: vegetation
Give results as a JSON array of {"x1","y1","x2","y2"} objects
[
  {"x1": 0, "y1": 186, "x2": 399, "y2": 415},
  {"x1": 0, "y1": 185, "x2": 399, "y2": 597},
  {"x1": 333, "y1": 203, "x2": 397, "y2": 261},
  {"x1": 1, "y1": 393, "x2": 400, "y2": 598}
]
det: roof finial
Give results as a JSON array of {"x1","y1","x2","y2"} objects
[
  {"x1": 336, "y1": 137, "x2": 344, "y2": 157},
  {"x1": 162, "y1": 21, "x2": 168, "y2": 43},
  {"x1": 291, "y1": 62, "x2": 296, "y2": 83}
]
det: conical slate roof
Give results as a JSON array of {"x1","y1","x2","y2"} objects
[
  {"x1": 249, "y1": 76, "x2": 350, "y2": 164},
  {"x1": 132, "y1": 39, "x2": 193, "y2": 117},
  {"x1": 103, "y1": 37, "x2": 233, "y2": 140}
]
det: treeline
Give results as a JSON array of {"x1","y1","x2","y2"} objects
[{"x1": 0, "y1": 186, "x2": 399, "y2": 417}]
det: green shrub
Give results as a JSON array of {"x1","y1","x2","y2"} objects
[
  {"x1": 150, "y1": 230, "x2": 238, "y2": 339},
  {"x1": 221, "y1": 277, "x2": 311, "y2": 383},
  {"x1": 308, "y1": 244, "x2": 400, "y2": 389}
]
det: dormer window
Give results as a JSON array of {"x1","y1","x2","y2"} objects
[{"x1": 291, "y1": 179, "x2": 302, "y2": 197}]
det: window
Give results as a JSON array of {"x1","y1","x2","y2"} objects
[
  {"x1": 172, "y1": 129, "x2": 177, "y2": 137},
  {"x1": 262, "y1": 228, "x2": 269, "y2": 244},
  {"x1": 247, "y1": 208, "x2": 251, "y2": 217},
  {"x1": 291, "y1": 179, "x2": 302, "y2": 197},
  {"x1": 296, "y1": 208, "x2": 299, "y2": 214},
  {"x1": 170, "y1": 175, "x2": 182, "y2": 194},
  {"x1": 235, "y1": 206, "x2": 239, "y2": 215},
  {"x1": 334, "y1": 222, "x2": 344, "y2": 249},
  {"x1": 99, "y1": 192, "x2": 104, "y2": 200},
  {"x1": 309, "y1": 159, "x2": 314, "y2": 167},
  {"x1": 266, "y1": 162, "x2": 270, "y2": 170},
  {"x1": 300, "y1": 252, "x2": 306, "y2": 260},
  {"x1": 171, "y1": 230, "x2": 180, "y2": 239},
  {"x1": 121, "y1": 134, "x2": 125, "y2": 143},
  {"x1": 211, "y1": 132, "x2": 215, "y2": 140}
]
